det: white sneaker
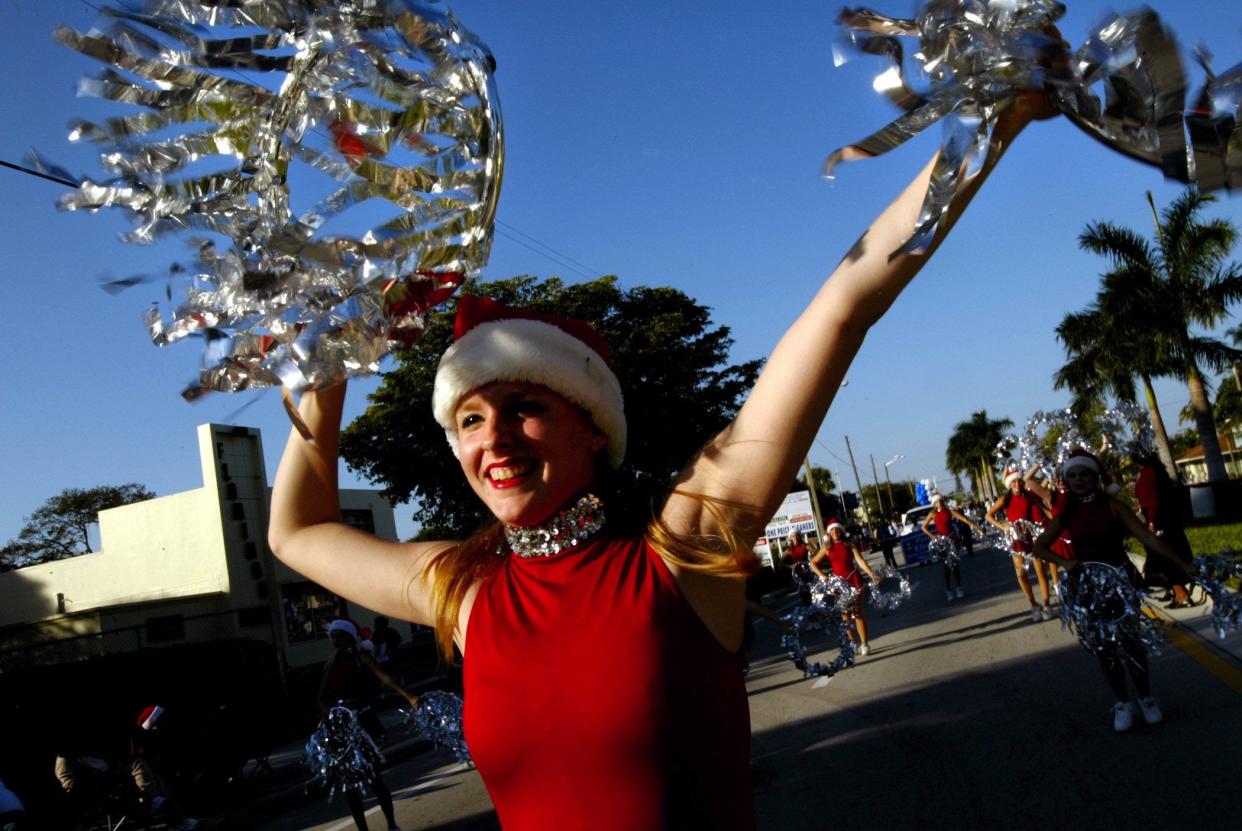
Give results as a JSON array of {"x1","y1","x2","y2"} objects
[
  {"x1": 1040, "y1": 605, "x2": 1054, "y2": 621},
  {"x1": 946, "y1": 590, "x2": 955, "y2": 602},
  {"x1": 1113, "y1": 701, "x2": 1135, "y2": 732},
  {"x1": 1030, "y1": 606, "x2": 1042, "y2": 622},
  {"x1": 1137, "y1": 696, "x2": 1163, "y2": 725},
  {"x1": 955, "y1": 587, "x2": 965, "y2": 599},
  {"x1": 858, "y1": 644, "x2": 871, "y2": 656}
]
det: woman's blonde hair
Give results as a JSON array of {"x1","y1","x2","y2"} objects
[{"x1": 419, "y1": 485, "x2": 760, "y2": 662}]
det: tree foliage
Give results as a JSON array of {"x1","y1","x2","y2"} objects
[
  {"x1": 945, "y1": 410, "x2": 1012, "y2": 500},
  {"x1": 1073, "y1": 190, "x2": 1242, "y2": 482},
  {"x1": 340, "y1": 275, "x2": 762, "y2": 537},
  {"x1": 1, "y1": 484, "x2": 156, "y2": 571}
]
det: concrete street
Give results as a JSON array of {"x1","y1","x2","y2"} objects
[{"x1": 250, "y1": 543, "x2": 1242, "y2": 830}]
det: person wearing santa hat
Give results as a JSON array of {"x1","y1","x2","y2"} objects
[
  {"x1": 1033, "y1": 449, "x2": 1190, "y2": 732},
  {"x1": 985, "y1": 465, "x2": 1055, "y2": 621},
  {"x1": 318, "y1": 618, "x2": 419, "y2": 831},
  {"x1": 921, "y1": 493, "x2": 983, "y2": 602},
  {"x1": 809, "y1": 520, "x2": 878, "y2": 655},
  {"x1": 269, "y1": 92, "x2": 1054, "y2": 830}
]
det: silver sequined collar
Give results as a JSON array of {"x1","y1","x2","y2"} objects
[{"x1": 503, "y1": 494, "x2": 607, "y2": 558}]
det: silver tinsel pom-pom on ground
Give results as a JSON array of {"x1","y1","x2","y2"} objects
[
  {"x1": 306, "y1": 705, "x2": 384, "y2": 798},
  {"x1": 1058, "y1": 562, "x2": 1166, "y2": 658},
  {"x1": 44, "y1": 0, "x2": 503, "y2": 398},
  {"x1": 1193, "y1": 552, "x2": 1242, "y2": 639},
  {"x1": 402, "y1": 691, "x2": 470, "y2": 763}
]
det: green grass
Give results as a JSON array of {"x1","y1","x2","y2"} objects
[{"x1": 1185, "y1": 520, "x2": 1242, "y2": 555}]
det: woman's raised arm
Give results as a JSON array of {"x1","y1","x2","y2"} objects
[
  {"x1": 662, "y1": 94, "x2": 1049, "y2": 546},
  {"x1": 268, "y1": 384, "x2": 451, "y2": 626}
]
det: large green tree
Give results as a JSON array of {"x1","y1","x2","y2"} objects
[
  {"x1": 1, "y1": 484, "x2": 156, "y2": 571},
  {"x1": 1075, "y1": 190, "x2": 1242, "y2": 483},
  {"x1": 340, "y1": 275, "x2": 762, "y2": 536},
  {"x1": 945, "y1": 411, "x2": 1012, "y2": 501},
  {"x1": 1055, "y1": 299, "x2": 1179, "y2": 478}
]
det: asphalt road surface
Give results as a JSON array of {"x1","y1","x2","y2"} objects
[{"x1": 256, "y1": 544, "x2": 1242, "y2": 830}]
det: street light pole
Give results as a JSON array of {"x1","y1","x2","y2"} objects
[
  {"x1": 883, "y1": 453, "x2": 903, "y2": 515},
  {"x1": 869, "y1": 453, "x2": 887, "y2": 518},
  {"x1": 844, "y1": 435, "x2": 871, "y2": 525}
]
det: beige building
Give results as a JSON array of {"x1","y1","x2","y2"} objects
[{"x1": 0, "y1": 423, "x2": 399, "y2": 672}]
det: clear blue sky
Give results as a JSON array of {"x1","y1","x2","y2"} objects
[{"x1": 2, "y1": 0, "x2": 1241, "y2": 543}]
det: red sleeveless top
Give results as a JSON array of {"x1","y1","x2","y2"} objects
[
  {"x1": 825, "y1": 541, "x2": 863, "y2": 589},
  {"x1": 1003, "y1": 492, "x2": 1046, "y2": 553},
  {"x1": 463, "y1": 536, "x2": 754, "y2": 830},
  {"x1": 932, "y1": 508, "x2": 957, "y2": 539}
]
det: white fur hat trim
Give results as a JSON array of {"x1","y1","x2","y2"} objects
[{"x1": 433, "y1": 317, "x2": 627, "y2": 467}]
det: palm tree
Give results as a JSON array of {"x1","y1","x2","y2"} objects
[
  {"x1": 1076, "y1": 190, "x2": 1242, "y2": 483},
  {"x1": 1054, "y1": 302, "x2": 1179, "y2": 478},
  {"x1": 946, "y1": 410, "x2": 1012, "y2": 501}
]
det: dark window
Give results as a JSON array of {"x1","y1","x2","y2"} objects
[
  {"x1": 249, "y1": 562, "x2": 263, "y2": 580},
  {"x1": 231, "y1": 502, "x2": 245, "y2": 520},
  {"x1": 225, "y1": 482, "x2": 238, "y2": 500},
  {"x1": 146, "y1": 614, "x2": 186, "y2": 643},
  {"x1": 238, "y1": 522, "x2": 249, "y2": 540},
  {"x1": 237, "y1": 607, "x2": 269, "y2": 627},
  {"x1": 341, "y1": 509, "x2": 376, "y2": 534},
  {"x1": 243, "y1": 542, "x2": 257, "y2": 560},
  {"x1": 282, "y1": 581, "x2": 343, "y2": 643}
]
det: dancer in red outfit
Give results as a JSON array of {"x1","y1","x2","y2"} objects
[
  {"x1": 269, "y1": 94, "x2": 1051, "y2": 829},
  {"x1": 810, "y1": 520, "x2": 878, "y2": 655},
  {"x1": 986, "y1": 466, "x2": 1056, "y2": 621},
  {"x1": 1033, "y1": 450, "x2": 1189, "y2": 733},
  {"x1": 921, "y1": 493, "x2": 983, "y2": 601}
]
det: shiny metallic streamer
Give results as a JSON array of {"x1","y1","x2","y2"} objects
[
  {"x1": 306, "y1": 704, "x2": 384, "y2": 798},
  {"x1": 829, "y1": 2, "x2": 1240, "y2": 255},
  {"x1": 402, "y1": 691, "x2": 470, "y2": 763},
  {"x1": 1193, "y1": 552, "x2": 1242, "y2": 639},
  {"x1": 867, "y1": 564, "x2": 912, "y2": 611},
  {"x1": 1057, "y1": 562, "x2": 1166, "y2": 658},
  {"x1": 927, "y1": 533, "x2": 959, "y2": 566},
  {"x1": 995, "y1": 403, "x2": 1155, "y2": 483},
  {"x1": 47, "y1": 0, "x2": 503, "y2": 398},
  {"x1": 1006, "y1": 518, "x2": 1043, "y2": 560},
  {"x1": 780, "y1": 577, "x2": 858, "y2": 679}
]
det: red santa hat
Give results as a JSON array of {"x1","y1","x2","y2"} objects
[
  {"x1": 1003, "y1": 466, "x2": 1023, "y2": 487},
  {"x1": 432, "y1": 296, "x2": 627, "y2": 468},
  {"x1": 137, "y1": 705, "x2": 164, "y2": 730},
  {"x1": 825, "y1": 518, "x2": 845, "y2": 535},
  {"x1": 1060, "y1": 448, "x2": 1101, "y2": 478}
]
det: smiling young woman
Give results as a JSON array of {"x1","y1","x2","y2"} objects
[{"x1": 268, "y1": 94, "x2": 1051, "y2": 830}]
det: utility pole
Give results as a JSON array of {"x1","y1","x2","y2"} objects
[
  {"x1": 802, "y1": 457, "x2": 825, "y2": 543},
  {"x1": 844, "y1": 435, "x2": 871, "y2": 525},
  {"x1": 869, "y1": 453, "x2": 887, "y2": 518}
]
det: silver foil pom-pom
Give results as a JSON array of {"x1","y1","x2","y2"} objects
[
  {"x1": 402, "y1": 691, "x2": 470, "y2": 763},
  {"x1": 1058, "y1": 562, "x2": 1166, "y2": 658},
  {"x1": 829, "y1": 1, "x2": 1239, "y2": 255},
  {"x1": 868, "y1": 565, "x2": 912, "y2": 611},
  {"x1": 780, "y1": 579, "x2": 857, "y2": 679},
  {"x1": 306, "y1": 704, "x2": 384, "y2": 799},
  {"x1": 927, "y1": 534, "x2": 958, "y2": 566},
  {"x1": 46, "y1": 0, "x2": 503, "y2": 398},
  {"x1": 1193, "y1": 552, "x2": 1242, "y2": 639}
]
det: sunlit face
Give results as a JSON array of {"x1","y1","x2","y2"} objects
[
  {"x1": 455, "y1": 381, "x2": 607, "y2": 527},
  {"x1": 1008, "y1": 477, "x2": 1023, "y2": 495},
  {"x1": 1064, "y1": 465, "x2": 1098, "y2": 495},
  {"x1": 829, "y1": 526, "x2": 845, "y2": 543}
]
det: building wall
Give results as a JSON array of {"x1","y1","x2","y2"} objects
[{"x1": 0, "y1": 423, "x2": 399, "y2": 670}]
